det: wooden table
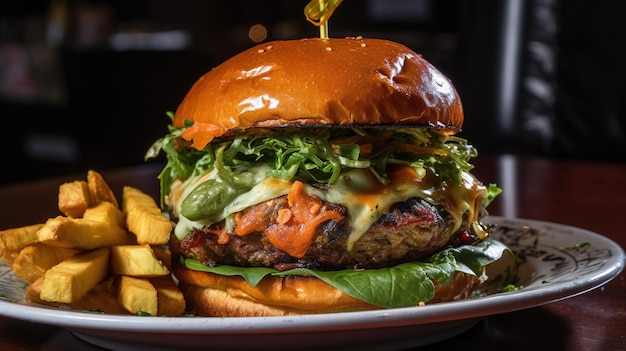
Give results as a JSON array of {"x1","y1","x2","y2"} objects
[{"x1": 0, "y1": 155, "x2": 624, "y2": 350}]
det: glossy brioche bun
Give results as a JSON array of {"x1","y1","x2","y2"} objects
[
  {"x1": 173, "y1": 264, "x2": 483, "y2": 317},
  {"x1": 174, "y1": 37, "x2": 463, "y2": 145}
]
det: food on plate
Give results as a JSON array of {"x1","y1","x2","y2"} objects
[
  {"x1": 110, "y1": 244, "x2": 170, "y2": 277},
  {"x1": 0, "y1": 224, "x2": 43, "y2": 266},
  {"x1": 150, "y1": 275, "x2": 186, "y2": 316},
  {"x1": 58, "y1": 180, "x2": 92, "y2": 218},
  {"x1": 12, "y1": 243, "x2": 80, "y2": 283},
  {"x1": 146, "y1": 37, "x2": 506, "y2": 316},
  {"x1": 39, "y1": 247, "x2": 110, "y2": 304},
  {"x1": 123, "y1": 186, "x2": 173, "y2": 245},
  {"x1": 36, "y1": 213, "x2": 132, "y2": 250},
  {"x1": 26, "y1": 276, "x2": 130, "y2": 314},
  {"x1": 87, "y1": 169, "x2": 119, "y2": 208},
  {"x1": 84, "y1": 201, "x2": 126, "y2": 227},
  {"x1": 0, "y1": 170, "x2": 185, "y2": 316},
  {"x1": 115, "y1": 275, "x2": 158, "y2": 315}
]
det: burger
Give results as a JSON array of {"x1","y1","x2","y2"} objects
[{"x1": 146, "y1": 37, "x2": 506, "y2": 317}]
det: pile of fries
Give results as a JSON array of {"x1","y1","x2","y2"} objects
[{"x1": 0, "y1": 170, "x2": 185, "y2": 316}]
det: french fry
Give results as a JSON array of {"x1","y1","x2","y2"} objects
[
  {"x1": 10, "y1": 170, "x2": 188, "y2": 316},
  {"x1": 0, "y1": 224, "x2": 43, "y2": 266},
  {"x1": 87, "y1": 170, "x2": 119, "y2": 207},
  {"x1": 123, "y1": 186, "x2": 172, "y2": 245},
  {"x1": 115, "y1": 275, "x2": 158, "y2": 315},
  {"x1": 110, "y1": 245, "x2": 169, "y2": 277},
  {"x1": 58, "y1": 180, "x2": 93, "y2": 218},
  {"x1": 37, "y1": 216, "x2": 133, "y2": 250},
  {"x1": 12, "y1": 243, "x2": 80, "y2": 283},
  {"x1": 150, "y1": 276, "x2": 186, "y2": 316},
  {"x1": 27, "y1": 276, "x2": 130, "y2": 314},
  {"x1": 83, "y1": 201, "x2": 125, "y2": 229},
  {"x1": 0, "y1": 251, "x2": 19, "y2": 267},
  {"x1": 151, "y1": 245, "x2": 172, "y2": 271},
  {"x1": 40, "y1": 248, "x2": 110, "y2": 303},
  {"x1": 25, "y1": 277, "x2": 61, "y2": 308},
  {"x1": 0, "y1": 223, "x2": 43, "y2": 252},
  {"x1": 70, "y1": 277, "x2": 130, "y2": 314}
]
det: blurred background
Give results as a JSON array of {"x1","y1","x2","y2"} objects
[{"x1": 1, "y1": 0, "x2": 624, "y2": 184}]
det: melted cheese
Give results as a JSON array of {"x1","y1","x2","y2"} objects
[
  {"x1": 309, "y1": 164, "x2": 485, "y2": 250},
  {"x1": 169, "y1": 164, "x2": 487, "y2": 251}
]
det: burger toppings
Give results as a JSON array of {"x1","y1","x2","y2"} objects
[
  {"x1": 235, "y1": 180, "x2": 345, "y2": 258},
  {"x1": 150, "y1": 126, "x2": 500, "y2": 267}
]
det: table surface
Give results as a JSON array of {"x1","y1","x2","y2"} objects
[{"x1": 0, "y1": 155, "x2": 624, "y2": 351}]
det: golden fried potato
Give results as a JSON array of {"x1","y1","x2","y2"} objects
[
  {"x1": 0, "y1": 223, "x2": 43, "y2": 252},
  {"x1": 110, "y1": 245, "x2": 169, "y2": 277},
  {"x1": 83, "y1": 201, "x2": 125, "y2": 229},
  {"x1": 151, "y1": 245, "x2": 172, "y2": 270},
  {"x1": 150, "y1": 276, "x2": 186, "y2": 316},
  {"x1": 9, "y1": 169, "x2": 188, "y2": 316},
  {"x1": 27, "y1": 276, "x2": 130, "y2": 314},
  {"x1": 0, "y1": 250, "x2": 19, "y2": 267},
  {"x1": 12, "y1": 243, "x2": 80, "y2": 283},
  {"x1": 115, "y1": 275, "x2": 158, "y2": 315},
  {"x1": 87, "y1": 170, "x2": 119, "y2": 207},
  {"x1": 37, "y1": 216, "x2": 133, "y2": 250},
  {"x1": 25, "y1": 277, "x2": 62, "y2": 307},
  {"x1": 0, "y1": 224, "x2": 43, "y2": 266},
  {"x1": 40, "y1": 248, "x2": 110, "y2": 303},
  {"x1": 123, "y1": 186, "x2": 172, "y2": 245},
  {"x1": 58, "y1": 180, "x2": 93, "y2": 218},
  {"x1": 70, "y1": 277, "x2": 130, "y2": 314}
]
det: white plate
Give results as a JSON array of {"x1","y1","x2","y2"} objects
[{"x1": 0, "y1": 217, "x2": 624, "y2": 351}]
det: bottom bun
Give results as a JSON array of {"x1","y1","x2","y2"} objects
[{"x1": 173, "y1": 265, "x2": 483, "y2": 317}]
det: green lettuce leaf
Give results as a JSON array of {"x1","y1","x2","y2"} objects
[{"x1": 182, "y1": 239, "x2": 508, "y2": 308}]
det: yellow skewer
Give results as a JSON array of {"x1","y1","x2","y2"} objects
[{"x1": 304, "y1": 0, "x2": 343, "y2": 39}]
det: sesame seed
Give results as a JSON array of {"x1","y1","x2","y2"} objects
[
  {"x1": 257, "y1": 49, "x2": 265, "y2": 53},
  {"x1": 325, "y1": 47, "x2": 333, "y2": 52}
]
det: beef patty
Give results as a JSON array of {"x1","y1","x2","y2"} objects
[{"x1": 171, "y1": 195, "x2": 479, "y2": 271}]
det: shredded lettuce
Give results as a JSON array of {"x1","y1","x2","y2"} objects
[{"x1": 146, "y1": 114, "x2": 484, "y2": 208}]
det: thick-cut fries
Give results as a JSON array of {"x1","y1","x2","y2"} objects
[
  {"x1": 151, "y1": 276, "x2": 186, "y2": 316},
  {"x1": 1, "y1": 170, "x2": 185, "y2": 316},
  {"x1": 25, "y1": 278, "x2": 62, "y2": 308},
  {"x1": 110, "y1": 245, "x2": 169, "y2": 277},
  {"x1": 123, "y1": 186, "x2": 172, "y2": 245},
  {"x1": 0, "y1": 251, "x2": 19, "y2": 267},
  {"x1": 37, "y1": 216, "x2": 133, "y2": 250},
  {"x1": 70, "y1": 278, "x2": 130, "y2": 314},
  {"x1": 27, "y1": 277, "x2": 130, "y2": 314},
  {"x1": 0, "y1": 224, "x2": 43, "y2": 266},
  {"x1": 83, "y1": 201, "x2": 125, "y2": 229},
  {"x1": 12, "y1": 243, "x2": 80, "y2": 283},
  {"x1": 87, "y1": 170, "x2": 119, "y2": 207},
  {"x1": 40, "y1": 247, "x2": 110, "y2": 304},
  {"x1": 115, "y1": 275, "x2": 158, "y2": 316},
  {"x1": 0, "y1": 224, "x2": 43, "y2": 252},
  {"x1": 151, "y1": 245, "x2": 172, "y2": 270},
  {"x1": 58, "y1": 180, "x2": 93, "y2": 218}
]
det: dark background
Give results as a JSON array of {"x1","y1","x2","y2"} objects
[{"x1": 1, "y1": 0, "x2": 624, "y2": 184}]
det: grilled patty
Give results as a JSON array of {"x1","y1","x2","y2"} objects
[{"x1": 171, "y1": 195, "x2": 478, "y2": 271}]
